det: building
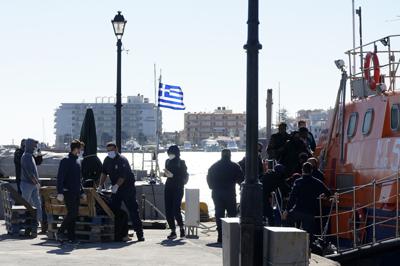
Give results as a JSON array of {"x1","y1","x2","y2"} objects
[
  {"x1": 184, "y1": 107, "x2": 246, "y2": 146},
  {"x1": 296, "y1": 109, "x2": 328, "y2": 142},
  {"x1": 54, "y1": 95, "x2": 161, "y2": 149}
]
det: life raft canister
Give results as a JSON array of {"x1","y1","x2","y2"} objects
[{"x1": 364, "y1": 52, "x2": 380, "y2": 90}]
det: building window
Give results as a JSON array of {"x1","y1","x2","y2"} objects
[
  {"x1": 362, "y1": 109, "x2": 374, "y2": 135},
  {"x1": 347, "y1": 112, "x2": 358, "y2": 138},
  {"x1": 391, "y1": 104, "x2": 399, "y2": 131}
]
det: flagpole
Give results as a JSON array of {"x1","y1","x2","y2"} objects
[{"x1": 154, "y1": 67, "x2": 162, "y2": 180}]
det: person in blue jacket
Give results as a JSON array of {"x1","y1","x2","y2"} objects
[{"x1": 55, "y1": 139, "x2": 86, "y2": 243}]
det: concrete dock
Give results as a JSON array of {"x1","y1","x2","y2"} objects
[{"x1": 0, "y1": 221, "x2": 339, "y2": 266}]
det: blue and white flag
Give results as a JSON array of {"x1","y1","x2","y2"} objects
[{"x1": 158, "y1": 83, "x2": 186, "y2": 110}]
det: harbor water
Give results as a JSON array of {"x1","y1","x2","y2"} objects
[{"x1": 98, "y1": 151, "x2": 246, "y2": 215}]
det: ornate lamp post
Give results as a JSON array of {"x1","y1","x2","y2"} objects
[
  {"x1": 240, "y1": 0, "x2": 263, "y2": 265},
  {"x1": 111, "y1": 11, "x2": 127, "y2": 152}
]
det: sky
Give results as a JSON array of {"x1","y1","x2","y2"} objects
[{"x1": 0, "y1": 0, "x2": 399, "y2": 145}]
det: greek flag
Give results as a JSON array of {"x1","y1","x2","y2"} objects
[{"x1": 158, "y1": 83, "x2": 186, "y2": 110}]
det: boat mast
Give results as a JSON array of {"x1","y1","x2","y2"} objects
[{"x1": 352, "y1": 0, "x2": 356, "y2": 75}]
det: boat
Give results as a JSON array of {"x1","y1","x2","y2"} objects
[
  {"x1": 226, "y1": 139, "x2": 239, "y2": 152},
  {"x1": 314, "y1": 34, "x2": 400, "y2": 265},
  {"x1": 202, "y1": 139, "x2": 222, "y2": 152}
]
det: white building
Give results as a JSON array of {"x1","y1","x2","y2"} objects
[{"x1": 54, "y1": 95, "x2": 161, "y2": 149}]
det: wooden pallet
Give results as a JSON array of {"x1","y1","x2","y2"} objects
[
  {"x1": 41, "y1": 187, "x2": 115, "y2": 242},
  {"x1": 0, "y1": 182, "x2": 38, "y2": 238}
]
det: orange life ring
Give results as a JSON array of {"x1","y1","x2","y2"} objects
[{"x1": 364, "y1": 52, "x2": 380, "y2": 90}]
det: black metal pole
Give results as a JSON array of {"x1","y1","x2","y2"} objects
[
  {"x1": 116, "y1": 39, "x2": 123, "y2": 152},
  {"x1": 240, "y1": 0, "x2": 263, "y2": 265}
]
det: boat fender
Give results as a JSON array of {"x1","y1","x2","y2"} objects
[{"x1": 364, "y1": 52, "x2": 381, "y2": 90}]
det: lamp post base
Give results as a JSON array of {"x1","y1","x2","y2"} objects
[{"x1": 240, "y1": 182, "x2": 263, "y2": 266}]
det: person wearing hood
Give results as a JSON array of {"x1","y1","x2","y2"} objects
[
  {"x1": 20, "y1": 138, "x2": 42, "y2": 224},
  {"x1": 14, "y1": 139, "x2": 26, "y2": 194},
  {"x1": 207, "y1": 149, "x2": 243, "y2": 243},
  {"x1": 98, "y1": 142, "x2": 144, "y2": 242},
  {"x1": 55, "y1": 140, "x2": 86, "y2": 243},
  {"x1": 164, "y1": 145, "x2": 188, "y2": 240}
]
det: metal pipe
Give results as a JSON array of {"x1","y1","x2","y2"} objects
[
  {"x1": 373, "y1": 180, "x2": 376, "y2": 244},
  {"x1": 353, "y1": 187, "x2": 357, "y2": 248},
  {"x1": 352, "y1": 0, "x2": 356, "y2": 75},
  {"x1": 266, "y1": 89, "x2": 273, "y2": 143},
  {"x1": 319, "y1": 196, "x2": 323, "y2": 236},
  {"x1": 336, "y1": 194, "x2": 340, "y2": 252},
  {"x1": 396, "y1": 170, "x2": 399, "y2": 238}
]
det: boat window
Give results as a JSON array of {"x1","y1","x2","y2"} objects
[
  {"x1": 391, "y1": 104, "x2": 400, "y2": 131},
  {"x1": 362, "y1": 109, "x2": 374, "y2": 135},
  {"x1": 347, "y1": 113, "x2": 358, "y2": 138}
]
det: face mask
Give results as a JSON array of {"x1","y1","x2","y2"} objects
[
  {"x1": 79, "y1": 150, "x2": 84, "y2": 158},
  {"x1": 168, "y1": 154, "x2": 176, "y2": 160},
  {"x1": 108, "y1": 151, "x2": 116, "y2": 159}
]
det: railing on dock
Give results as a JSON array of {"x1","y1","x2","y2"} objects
[{"x1": 315, "y1": 171, "x2": 400, "y2": 253}]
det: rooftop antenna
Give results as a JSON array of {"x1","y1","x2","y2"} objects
[{"x1": 278, "y1": 82, "x2": 281, "y2": 123}]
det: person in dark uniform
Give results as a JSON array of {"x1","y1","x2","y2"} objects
[
  {"x1": 207, "y1": 149, "x2": 243, "y2": 243},
  {"x1": 261, "y1": 163, "x2": 290, "y2": 225},
  {"x1": 55, "y1": 140, "x2": 87, "y2": 243},
  {"x1": 282, "y1": 162, "x2": 331, "y2": 241},
  {"x1": 267, "y1": 122, "x2": 291, "y2": 161},
  {"x1": 163, "y1": 145, "x2": 188, "y2": 240},
  {"x1": 14, "y1": 139, "x2": 26, "y2": 194},
  {"x1": 238, "y1": 142, "x2": 264, "y2": 179},
  {"x1": 98, "y1": 142, "x2": 144, "y2": 242}
]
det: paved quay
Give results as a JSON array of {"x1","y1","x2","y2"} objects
[{"x1": 0, "y1": 221, "x2": 338, "y2": 266}]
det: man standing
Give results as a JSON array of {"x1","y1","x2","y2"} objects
[
  {"x1": 98, "y1": 142, "x2": 144, "y2": 242},
  {"x1": 267, "y1": 122, "x2": 290, "y2": 161},
  {"x1": 282, "y1": 162, "x2": 331, "y2": 241},
  {"x1": 20, "y1": 139, "x2": 42, "y2": 226},
  {"x1": 56, "y1": 140, "x2": 86, "y2": 243},
  {"x1": 207, "y1": 149, "x2": 243, "y2": 243},
  {"x1": 298, "y1": 120, "x2": 316, "y2": 152},
  {"x1": 14, "y1": 139, "x2": 26, "y2": 194}
]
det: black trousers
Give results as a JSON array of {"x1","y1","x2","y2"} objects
[
  {"x1": 111, "y1": 187, "x2": 143, "y2": 235},
  {"x1": 58, "y1": 192, "x2": 80, "y2": 241},
  {"x1": 164, "y1": 185, "x2": 184, "y2": 231},
  {"x1": 288, "y1": 210, "x2": 315, "y2": 241},
  {"x1": 212, "y1": 190, "x2": 237, "y2": 238}
]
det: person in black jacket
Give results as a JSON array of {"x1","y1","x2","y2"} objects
[
  {"x1": 55, "y1": 140, "x2": 86, "y2": 243},
  {"x1": 282, "y1": 162, "x2": 331, "y2": 240},
  {"x1": 298, "y1": 120, "x2": 316, "y2": 153},
  {"x1": 261, "y1": 163, "x2": 290, "y2": 225},
  {"x1": 207, "y1": 149, "x2": 243, "y2": 243},
  {"x1": 267, "y1": 122, "x2": 291, "y2": 160},
  {"x1": 99, "y1": 142, "x2": 144, "y2": 242},
  {"x1": 307, "y1": 157, "x2": 324, "y2": 182},
  {"x1": 238, "y1": 142, "x2": 264, "y2": 179},
  {"x1": 164, "y1": 145, "x2": 188, "y2": 240},
  {"x1": 14, "y1": 139, "x2": 26, "y2": 194}
]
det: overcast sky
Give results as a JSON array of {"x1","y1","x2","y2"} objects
[{"x1": 0, "y1": 0, "x2": 399, "y2": 145}]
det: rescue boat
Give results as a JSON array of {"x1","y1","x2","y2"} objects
[{"x1": 316, "y1": 35, "x2": 400, "y2": 264}]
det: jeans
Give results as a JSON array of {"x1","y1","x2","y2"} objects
[
  {"x1": 212, "y1": 189, "x2": 237, "y2": 239},
  {"x1": 164, "y1": 185, "x2": 184, "y2": 231},
  {"x1": 20, "y1": 181, "x2": 42, "y2": 222},
  {"x1": 111, "y1": 186, "x2": 143, "y2": 236},
  {"x1": 58, "y1": 192, "x2": 80, "y2": 241}
]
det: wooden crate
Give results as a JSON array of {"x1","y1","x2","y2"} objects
[
  {"x1": 0, "y1": 182, "x2": 38, "y2": 238},
  {"x1": 41, "y1": 187, "x2": 115, "y2": 242}
]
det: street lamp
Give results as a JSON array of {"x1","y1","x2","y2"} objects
[
  {"x1": 111, "y1": 11, "x2": 127, "y2": 152},
  {"x1": 240, "y1": 0, "x2": 263, "y2": 265}
]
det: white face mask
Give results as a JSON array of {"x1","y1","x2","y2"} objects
[
  {"x1": 108, "y1": 151, "x2": 116, "y2": 159},
  {"x1": 168, "y1": 154, "x2": 176, "y2": 160},
  {"x1": 79, "y1": 150, "x2": 84, "y2": 158}
]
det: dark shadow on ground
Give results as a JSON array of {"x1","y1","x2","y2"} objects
[
  {"x1": 206, "y1": 242, "x2": 222, "y2": 248},
  {"x1": 158, "y1": 239, "x2": 186, "y2": 247}
]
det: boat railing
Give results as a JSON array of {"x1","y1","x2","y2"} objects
[
  {"x1": 315, "y1": 171, "x2": 400, "y2": 253},
  {"x1": 345, "y1": 34, "x2": 400, "y2": 98}
]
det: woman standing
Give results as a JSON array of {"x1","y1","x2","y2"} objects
[{"x1": 164, "y1": 145, "x2": 188, "y2": 240}]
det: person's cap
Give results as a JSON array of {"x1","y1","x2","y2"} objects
[{"x1": 106, "y1": 142, "x2": 117, "y2": 148}]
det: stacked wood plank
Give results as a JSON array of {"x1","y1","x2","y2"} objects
[{"x1": 41, "y1": 187, "x2": 115, "y2": 242}]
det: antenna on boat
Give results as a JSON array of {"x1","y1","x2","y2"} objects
[
  {"x1": 351, "y1": 0, "x2": 356, "y2": 74},
  {"x1": 356, "y1": 7, "x2": 364, "y2": 73}
]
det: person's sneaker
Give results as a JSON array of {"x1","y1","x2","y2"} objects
[
  {"x1": 136, "y1": 231, "x2": 145, "y2": 242},
  {"x1": 122, "y1": 236, "x2": 132, "y2": 242},
  {"x1": 167, "y1": 231, "x2": 177, "y2": 240},
  {"x1": 180, "y1": 228, "x2": 185, "y2": 238}
]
